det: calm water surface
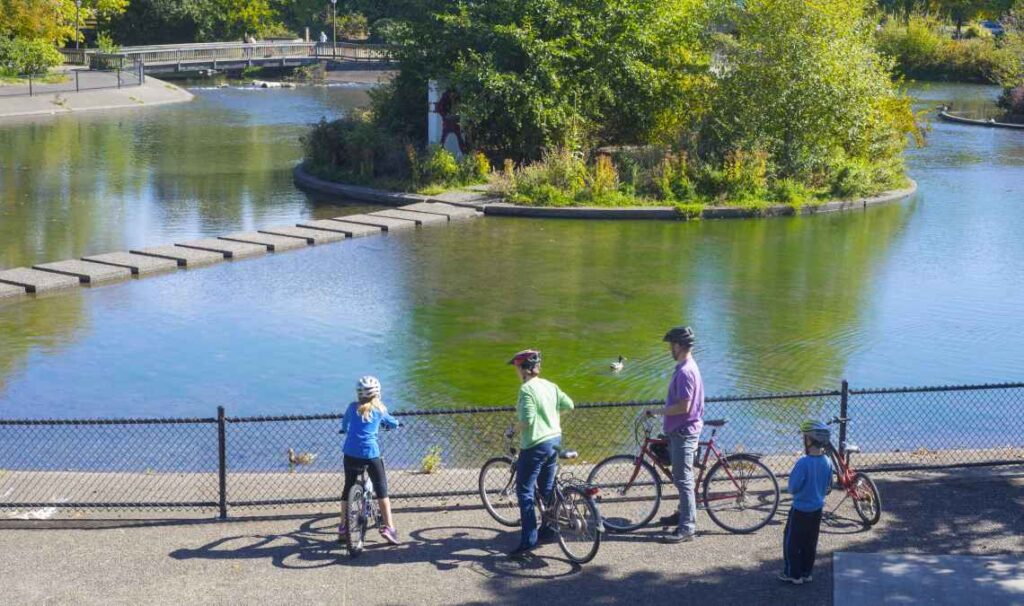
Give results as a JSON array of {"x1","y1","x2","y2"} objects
[{"x1": 0, "y1": 82, "x2": 1021, "y2": 421}]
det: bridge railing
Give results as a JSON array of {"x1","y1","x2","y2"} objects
[{"x1": 116, "y1": 41, "x2": 390, "y2": 66}]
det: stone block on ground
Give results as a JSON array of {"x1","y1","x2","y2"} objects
[
  {"x1": 332, "y1": 214, "x2": 417, "y2": 232},
  {"x1": 131, "y1": 246, "x2": 223, "y2": 268},
  {"x1": 175, "y1": 238, "x2": 265, "y2": 259},
  {"x1": 296, "y1": 219, "x2": 381, "y2": 237},
  {"x1": 33, "y1": 260, "x2": 131, "y2": 284},
  {"x1": 0, "y1": 282, "x2": 26, "y2": 299},
  {"x1": 399, "y1": 202, "x2": 481, "y2": 220},
  {"x1": 82, "y1": 252, "x2": 178, "y2": 276},
  {"x1": 258, "y1": 225, "x2": 346, "y2": 244},
  {"x1": 218, "y1": 232, "x2": 308, "y2": 252},
  {"x1": 371, "y1": 209, "x2": 448, "y2": 226},
  {"x1": 0, "y1": 268, "x2": 80, "y2": 293}
]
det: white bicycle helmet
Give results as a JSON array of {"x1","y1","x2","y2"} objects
[{"x1": 356, "y1": 375, "x2": 381, "y2": 400}]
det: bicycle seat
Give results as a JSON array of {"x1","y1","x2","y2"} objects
[
  {"x1": 704, "y1": 418, "x2": 728, "y2": 427},
  {"x1": 844, "y1": 443, "x2": 861, "y2": 454}
]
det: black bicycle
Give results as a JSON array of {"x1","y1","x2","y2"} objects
[
  {"x1": 342, "y1": 464, "x2": 380, "y2": 557},
  {"x1": 478, "y1": 425, "x2": 605, "y2": 564}
]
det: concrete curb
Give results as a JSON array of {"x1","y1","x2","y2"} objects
[
  {"x1": 938, "y1": 110, "x2": 1024, "y2": 131},
  {"x1": 0, "y1": 76, "x2": 193, "y2": 120},
  {"x1": 295, "y1": 162, "x2": 918, "y2": 220}
]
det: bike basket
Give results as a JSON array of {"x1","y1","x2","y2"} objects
[{"x1": 650, "y1": 442, "x2": 671, "y2": 466}]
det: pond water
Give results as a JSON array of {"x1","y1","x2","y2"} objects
[{"x1": 1, "y1": 81, "x2": 1022, "y2": 424}]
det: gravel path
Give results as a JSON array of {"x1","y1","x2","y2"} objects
[{"x1": 1, "y1": 467, "x2": 1021, "y2": 605}]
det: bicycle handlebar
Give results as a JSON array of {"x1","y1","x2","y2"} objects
[{"x1": 827, "y1": 416, "x2": 851, "y2": 425}]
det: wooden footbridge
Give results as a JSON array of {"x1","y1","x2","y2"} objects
[{"x1": 61, "y1": 41, "x2": 390, "y2": 74}]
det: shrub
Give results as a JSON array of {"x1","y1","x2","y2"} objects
[
  {"x1": 458, "y1": 151, "x2": 490, "y2": 184},
  {"x1": 998, "y1": 85, "x2": 1024, "y2": 119},
  {"x1": 420, "y1": 445, "x2": 442, "y2": 474},
  {"x1": 875, "y1": 15, "x2": 1012, "y2": 83},
  {"x1": 0, "y1": 37, "x2": 62, "y2": 76},
  {"x1": 419, "y1": 146, "x2": 459, "y2": 186},
  {"x1": 830, "y1": 158, "x2": 874, "y2": 199},
  {"x1": 301, "y1": 113, "x2": 412, "y2": 184},
  {"x1": 769, "y1": 178, "x2": 814, "y2": 208}
]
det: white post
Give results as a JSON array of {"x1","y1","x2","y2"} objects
[{"x1": 427, "y1": 80, "x2": 442, "y2": 147}]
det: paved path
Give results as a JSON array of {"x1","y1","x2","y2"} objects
[
  {"x1": 0, "y1": 74, "x2": 192, "y2": 120},
  {"x1": 1, "y1": 468, "x2": 1021, "y2": 605}
]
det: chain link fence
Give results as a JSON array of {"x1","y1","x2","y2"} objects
[{"x1": 1, "y1": 381, "x2": 1021, "y2": 518}]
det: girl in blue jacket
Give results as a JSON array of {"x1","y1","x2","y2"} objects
[{"x1": 339, "y1": 375, "x2": 401, "y2": 545}]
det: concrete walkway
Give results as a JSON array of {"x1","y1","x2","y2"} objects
[
  {"x1": 0, "y1": 468, "x2": 1020, "y2": 605},
  {"x1": 0, "y1": 74, "x2": 192, "y2": 120}
]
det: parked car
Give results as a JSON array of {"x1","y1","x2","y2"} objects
[{"x1": 980, "y1": 20, "x2": 1005, "y2": 37}]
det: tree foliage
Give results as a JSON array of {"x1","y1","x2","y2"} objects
[{"x1": 376, "y1": 0, "x2": 721, "y2": 160}]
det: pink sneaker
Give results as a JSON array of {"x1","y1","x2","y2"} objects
[{"x1": 380, "y1": 526, "x2": 400, "y2": 545}]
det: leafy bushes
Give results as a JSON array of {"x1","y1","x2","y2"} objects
[
  {"x1": 876, "y1": 16, "x2": 1018, "y2": 83},
  {"x1": 302, "y1": 113, "x2": 490, "y2": 191},
  {"x1": 0, "y1": 37, "x2": 62, "y2": 76}
]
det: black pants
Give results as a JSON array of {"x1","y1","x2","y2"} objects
[
  {"x1": 342, "y1": 455, "x2": 388, "y2": 498},
  {"x1": 783, "y1": 508, "x2": 822, "y2": 579}
]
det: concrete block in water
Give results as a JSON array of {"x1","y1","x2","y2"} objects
[
  {"x1": 297, "y1": 219, "x2": 381, "y2": 237},
  {"x1": 131, "y1": 246, "x2": 223, "y2": 268},
  {"x1": 82, "y1": 252, "x2": 178, "y2": 276},
  {"x1": 258, "y1": 225, "x2": 345, "y2": 244},
  {"x1": 0, "y1": 267, "x2": 80, "y2": 293},
  {"x1": 34, "y1": 259, "x2": 131, "y2": 284},
  {"x1": 176, "y1": 238, "x2": 266, "y2": 259},
  {"x1": 219, "y1": 232, "x2": 308, "y2": 252},
  {"x1": 399, "y1": 202, "x2": 481, "y2": 220},
  {"x1": 332, "y1": 214, "x2": 417, "y2": 232},
  {"x1": 0, "y1": 282, "x2": 26, "y2": 299},
  {"x1": 371, "y1": 209, "x2": 448, "y2": 226}
]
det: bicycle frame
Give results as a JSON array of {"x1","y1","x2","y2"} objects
[{"x1": 630, "y1": 422, "x2": 747, "y2": 507}]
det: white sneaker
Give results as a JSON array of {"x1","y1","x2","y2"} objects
[
  {"x1": 802, "y1": 575, "x2": 813, "y2": 583},
  {"x1": 777, "y1": 573, "x2": 804, "y2": 585}
]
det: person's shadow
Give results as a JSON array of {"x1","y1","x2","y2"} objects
[{"x1": 169, "y1": 515, "x2": 581, "y2": 579}]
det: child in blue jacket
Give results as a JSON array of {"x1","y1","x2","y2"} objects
[
  {"x1": 339, "y1": 376, "x2": 401, "y2": 545},
  {"x1": 780, "y1": 420, "x2": 834, "y2": 585}
]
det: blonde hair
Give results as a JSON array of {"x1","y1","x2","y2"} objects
[{"x1": 357, "y1": 395, "x2": 388, "y2": 422}]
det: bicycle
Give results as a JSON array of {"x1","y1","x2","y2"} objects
[
  {"x1": 586, "y1": 414, "x2": 780, "y2": 534},
  {"x1": 824, "y1": 416, "x2": 882, "y2": 526},
  {"x1": 342, "y1": 464, "x2": 380, "y2": 557},
  {"x1": 478, "y1": 426, "x2": 605, "y2": 563}
]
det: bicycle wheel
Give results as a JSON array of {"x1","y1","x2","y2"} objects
[
  {"x1": 586, "y1": 454, "x2": 661, "y2": 532},
  {"x1": 479, "y1": 456, "x2": 521, "y2": 527},
  {"x1": 851, "y1": 472, "x2": 882, "y2": 526},
  {"x1": 703, "y1": 454, "x2": 779, "y2": 534},
  {"x1": 346, "y1": 483, "x2": 367, "y2": 556},
  {"x1": 556, "y1": 487, "x2": 603, "y2": 564}
]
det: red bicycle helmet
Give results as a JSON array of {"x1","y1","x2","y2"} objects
[{"x1": 508, "y1": 349, "x2": 542, "y2": 369}]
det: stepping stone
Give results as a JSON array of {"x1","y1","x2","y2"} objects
[
  {"x1": 218, "y1": 232, "x2": 308, "y2": 252},
  {"x1": 259, "y1": 225, "x2": 345, "y2": 244},
  {"x1": 176, "y1": 238, "x2": 265, "y2": 259},
  {"x1": 0, "y1": 267, "x2": 80, "y2": 293},
  {"x1": 82, "y1": 252, "x2": 178, "y2": 276},
  {"x1": 399, "y1": 202, "x2": 481, "y2": 220},
  {"x1": 332, "y1": 214, "x2": 417, "y2": 232},
  {"x1": 372, "y1": 209, "x2": 448, "y2": 226},
  {"x1": 0, "y1": 282, "x2": 26, "y2": 299},
  {"x1": 428, "y1": 190, "x2": 500, "y2": 207},
  {"x1": 33, "y1": 259, "x2": 131, "y2": 284},
  {"x1": 296, "y1": 219, "x2": 381, "y2": 237},
  {"x1": 131, "y1": 246, "x2": 223, "y2": 268}
]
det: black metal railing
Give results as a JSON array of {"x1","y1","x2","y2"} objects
[
  {"x1": 0, "y1": 380, "x2": 1021, "y2": 517},
  {"x1": 0, "y1": 60, "x2": 145, "y2": 99}
]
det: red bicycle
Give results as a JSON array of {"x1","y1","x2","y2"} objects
[
  {"x1": 587, "y1": 414, "x2": 780, "y2": 533},
  {"x1": 825, "y1": 416, "x2": 882, "y2": 526}
]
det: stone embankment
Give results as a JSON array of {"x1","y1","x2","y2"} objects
[{"x1": 0, "y1": 74, "x2": 193, "y2": 120}]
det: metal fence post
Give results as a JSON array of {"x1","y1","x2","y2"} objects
[
  {"x1": 75, "y1": 71, "x2": 80, "y2": 92},
  {"x1": 28, "y1": 74, "x2": 33, "y2": 96},
  {"x1": 117, "y1": 68, "x2": 121, "y2": 89},
  {"x1": 217, "y1": 405, "x2": 228, "y2": 520},
  {"x1": 839, "y1": 379, "x2": 849, "y2": 458}
]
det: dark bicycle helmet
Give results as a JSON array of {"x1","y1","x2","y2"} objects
[
  {"x1": 799, "y1": 420, "x2": 831, "y2": 447},
  {"x1": 508, "y1": 349, "x2": 542, "y2": 370},
  {"x1": 662, "y1": 326, "x2": 696, "y2": 347}
]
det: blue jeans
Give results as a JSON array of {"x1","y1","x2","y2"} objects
[
  {"x1": 669, "y1": 430, "x2": 699, "y2": 534},
  {"x1": 515, "y1": 436, "x2": 560, "y2": 550}
]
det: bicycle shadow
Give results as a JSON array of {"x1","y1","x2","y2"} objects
[{"x1": 168, "y1": 515, "x2": 582, "y2": 580}]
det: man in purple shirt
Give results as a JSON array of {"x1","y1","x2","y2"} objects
[{"x1": 646, "y1": 326, "x2": 704, "y2": 543}]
